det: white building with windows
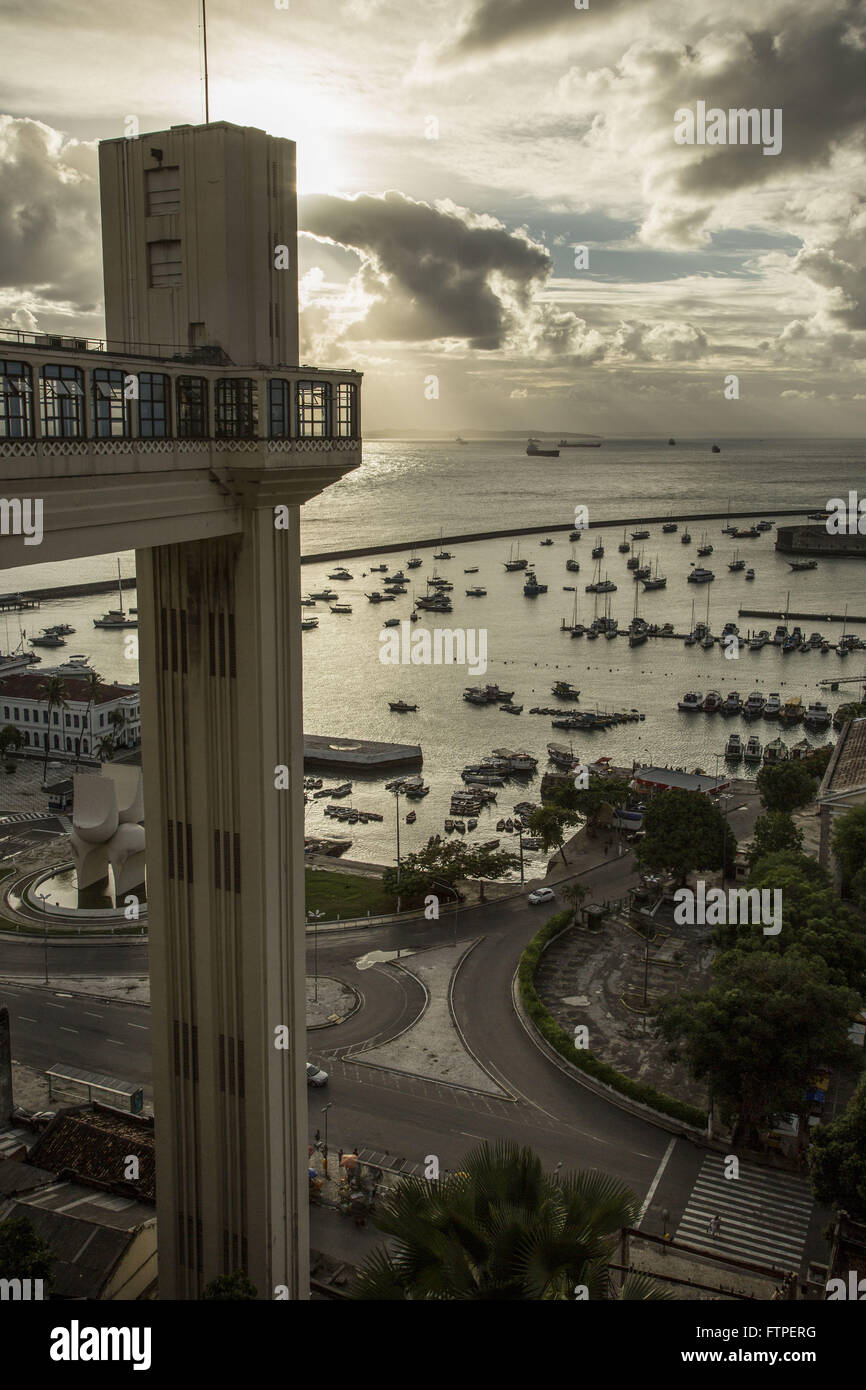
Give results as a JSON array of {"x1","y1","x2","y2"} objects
[{"x1": 0, "y1": 670, "x2": 140, "y2": 757}]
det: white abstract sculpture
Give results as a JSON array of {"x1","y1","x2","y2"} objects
[{"x1": 69, "y1": 768, "x2": 146, "y2": 903}]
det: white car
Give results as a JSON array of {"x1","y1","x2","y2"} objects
[
  {"x1": 528, "y1": 887, "x2": 556, "y2": 905},
  {"x1": 306, "y1": 1063, "x2": 328, "y2": 1087}
]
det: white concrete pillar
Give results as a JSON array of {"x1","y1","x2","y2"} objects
[{"x1": 136, "y1": 497, "x2": 308, "y2": 1299}]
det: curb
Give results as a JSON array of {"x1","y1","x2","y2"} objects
[
  {"x1": 447, "y1": 937, "x2": 516, "y2": 1101},
  {"x1": 509, "y1": 964, "x2": 705, "y2": 1140},
  {"x1": 307, "y1": 978, "x2": 363, "y2": 1030},
  {"x1": 0, "y1": 977, "x2": 150, "y2": 1009}
]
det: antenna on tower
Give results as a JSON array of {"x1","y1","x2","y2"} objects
[{"x1": 201, "y1": 0, "x2": 210, "y2": 123}]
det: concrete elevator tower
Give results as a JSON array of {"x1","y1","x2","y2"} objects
[{"x1": 0, "y1": 122, "x2": 361, "y2": 1297}]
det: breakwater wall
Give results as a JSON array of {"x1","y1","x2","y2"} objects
[
  {"x1": 300, "y1": 508, "x2": 817, "y2": 565},
  {"x1": 10, "y1": 509, "x2": 817, "y2": 601}
]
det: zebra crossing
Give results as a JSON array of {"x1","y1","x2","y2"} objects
[
  {"x1": 675, "y1": 1153, "x2": 814, "y2": 1273},
  {"x1": 0, "y1": 811, "x2": 55, "y2": 825}
]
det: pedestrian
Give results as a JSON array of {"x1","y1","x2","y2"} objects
[
  {"x1": 709, "y1": 1215, "x2": 721, "y2": 1238},
  {"x1": 314, "y1": 1129, "x2": 320, "y2": 1145}
]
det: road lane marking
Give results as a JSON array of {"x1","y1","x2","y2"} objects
[
  {"x1": 19, "y1": 1016, "x2": 38, "y2": 1023},
  {"x1": 45, "y1": 1002, "x2": 65, "y2": 1009},
  {"x1": 127, "y1": 1023, "x2": 149, "y2": 1030},
  {"x1": 106, "y1": 1039, "x2": 125, "y2": 1046},
  {"x1": 638, "y1": 1136, "x2": 676, "y2": 1223},
  {"x1": 59, "y1": 1026, "x2": 78, "y2": 1034},
  {"x1": 83, "y1": 1012, "x2": 104, "y2": 1019}
]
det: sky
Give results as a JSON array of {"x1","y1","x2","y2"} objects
[{"x1": 1, "y1": 0, "x2": 865, "y2": 435}]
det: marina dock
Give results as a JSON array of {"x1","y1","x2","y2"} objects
[
  {"x1": 0, "y1": 593, "x2": 40, "y2": 613},
  {"x1": 304, "y1": 734, "x2": 422, "y2": 774},
  {"x1": 738, "y1": 608, "x2": 866, "y2": 624}
]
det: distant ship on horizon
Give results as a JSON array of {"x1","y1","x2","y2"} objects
[
  {"x1": 526, "y1": 437, "x2": 560, "y2": 457},
  {"x1": 558, "y1": 437, "x2": 603, "y2": 448}
]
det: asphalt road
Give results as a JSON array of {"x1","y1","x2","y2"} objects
[{"x1": 3, "y1": 802, "x2": 829, "y2": 1279}]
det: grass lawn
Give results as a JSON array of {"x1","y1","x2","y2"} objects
[{"x1": 305, "y1": 868, "x2": 395, "y2": 920}]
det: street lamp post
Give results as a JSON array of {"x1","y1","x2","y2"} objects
[
  {"x1": 431, "y1": 878, "x2": 459, "y2": 947},
  {"x1": 390, "y1": 781, "x2": 405, "y2": 917},
  {"x1": 713, "y1": 755, "x2": 733, "y2": 887},
  {"x1": 518, "y1": 831, "x2": 525, "y2": 886},
  {"x1": 307, "y1": 909, "x2": 324, "y2": 1002}
]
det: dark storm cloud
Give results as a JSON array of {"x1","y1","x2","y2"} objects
[
  {"x1": 301, "y1": 190, "x2": 551, "y2": 348},
  {"x1": 668, "y1": 7, "x2": 866, "y2": 197},
  {"x1": 445, "y1": 0, "x2": 631, "y2": 58}
]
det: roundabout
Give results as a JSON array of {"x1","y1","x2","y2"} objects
[{"x1": 1, "y1": 862, "x2": 148, "y2": 935}]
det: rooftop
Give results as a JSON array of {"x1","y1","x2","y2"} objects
[
  {"x1": 29, "y1": 1103, "x2": 156, "y2": 1204},
  {"x1": 0, "y1": 672, "x2": 137, "y2": 703},
  {"x1": 819, "y1": 717, "x2": 866, "y2": 800},
  {"x1": 633, "y1": 766, "x2": 730, "y2": 794}
]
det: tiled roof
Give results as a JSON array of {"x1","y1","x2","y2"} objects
[
  {"x1": 0, "y1": 1156, "x2": 55, "y2": 1196},
  {"x1": 0, "y1": 1195, "x2": 132, "y2": 1299},
  {"x1": 29, "y1": 1104, "x2": 156, "y2": 1203},
  {"x1": 0, "y1": 673, "x2": 135, "y2": 703},
  {"x1": 820, "y1": 717, "x2": 866, "y2": 797}
]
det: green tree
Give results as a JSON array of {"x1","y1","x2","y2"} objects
[
  {"x1": 809, "y1": 1074, "x2": 866, "y2": 1221},
  {"x1": 382, "y1": 838, "x2": 518, "y2": 907},
  {"x1": 747, "y1": 811, "x2": 803, "y2": 866},
  {"x1": 528, "y1": 805, "x2": 570, "y2": 866},
  {"x1": 834, "y1": 701, "x2": 866, "y2": 728},
  {"x1": 94, "y1": 733, "x2": 116, "y2": 763},
  {"x1": 800, "y1": 744, "x2": 833, "y2": 780},
  {"x1": 107, "y1": 707, "x2": 126, "y2": 748},
  {"x1": 636, "y1": 789, "x2": 735, "y2": 885},
  {"x1": 38, "y1": 675, "x2": 69, "y2": 784},
  {"x1": 755, "y1": 761, "x2": 817, "y2": 814},
  {"x1": 352, "y1": 1140, "x2": 669, "y2": 1300},
  {"x1": 463, "y1": 844, "x2": 520, "y2": 902},
  {"x1": 657, "y1": 952, "x2": 860, "y2": 1140},
  {"x1": 831, "y1": 806, "x2": 866, "y2": 902},
  {"x1": 561, "y1": 881, "x2": 589, "y2": 924},
  {"x1": 201, "y1": 1269, "x2": 258, "y2": 1299},
  {"x1": 0, "y1": 724, "x2": 22, "y2": 759},
  {"x1": 0, "y1": 1215, "x2": 54, "y2": 1288},
  {"x1": 723, "y1": 853, "x2": 866, "y2": 993},
  {"x1": 549, "y1": 776, "x2": 631, "y2": 832}
]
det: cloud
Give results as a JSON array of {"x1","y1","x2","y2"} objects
[
  {"x1": 0, "y1": 116, "x2": 102, "y2": 329},
  {"x1": 443, "y1": 0, "x2": 633, "y2": 60},
  {"x1": 300, "y1": 190, "x2": 553, "y2": 350}
]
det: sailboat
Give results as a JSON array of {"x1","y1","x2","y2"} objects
[
  {"x1": 642, "y1": 555, "x2": 667, "y2": 590},
  {"x1": 629, "y1": 582, "x2": 648, "y2": 647},
  {"x1": 93, "y1": 560, "x2": 138, "y2": 629},
  {"x1": 406, "y1": 546, "x2": 422, "y2": 569},
  {"x1": 504, "y1": 541, "x2": 528, "y2": 572},
  {"x1": 561, "y1": 591, "x2": 585, "y2": 637},
  {"x1": 1, "y1": 617, "x2": 41, "y2": 673},
  {"x1": 684, "y1": 599, "x2": 697, "y2": 646},
  {"x1": 700, "y1": 585, "x2": 714, "y2": 648}
]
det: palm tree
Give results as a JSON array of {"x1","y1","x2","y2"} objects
[
  {"x1": 107, "y1": 707, "x2": 126, "y2": 749},
  {"x1": 562, "y1": 881, "x2": 589, "y2": 924},
  {"x1": 528, "y1": 805, "x2": 570, "y2": 867},
  {"x1": 352, "y1": 1140, "x2": 669, "y2": 1300},
  {"x1": 74, "y1": 670, "x2": 103, "y2": 769},
  {"x1": 94, "y1": 734, "x2": 116, "y2": 763},
  {"x1": 38, "y1": 676, "x2": 69, "y2": 785}
]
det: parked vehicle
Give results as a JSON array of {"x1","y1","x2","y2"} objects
[{"x1": 528, "y1": 887, "x2": 556, "y2": 905}]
